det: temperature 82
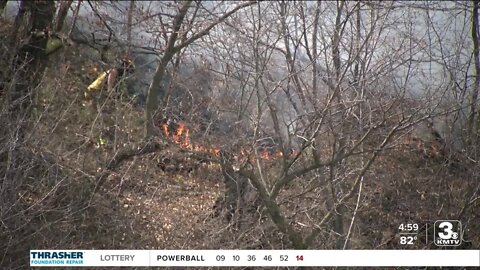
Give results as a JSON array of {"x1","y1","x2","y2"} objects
[{"x1": 399, "y1": 235, "x2": 417, "y2": 245}]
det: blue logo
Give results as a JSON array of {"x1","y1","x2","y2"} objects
[{"x1": 30, "y1": 251, "x2": 85, "y2": 266}]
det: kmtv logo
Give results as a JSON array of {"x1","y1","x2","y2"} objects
[{"x1": 434, "y1": 220, "x2": 462, "y2": 246}]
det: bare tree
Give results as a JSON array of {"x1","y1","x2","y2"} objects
[
  {"x1": 144, "y1": 1, "x2": 255, "y2": 137},
  {"x1": 204, "y1": 0, "x2": 456, "y2": 249}
]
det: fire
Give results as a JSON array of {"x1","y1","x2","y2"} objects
[
  {"x1": 160, "y1": 120, "x2": 218, "y2": 156},
  {"x1": 173, "y1": 122, "x2": 191, "y2": 147},
  {"x1": 260, "y1": 150, "x2": 270, "y2": 160},
  {"x1": 258, "y1": 149, "x2": 284, "y2": 160},
  {"x1": 159, "y1": 119, "x2": 294, "y2": 161},
  {"x1": 161, "y1": 124, "x2": 169, "y2": 137}
]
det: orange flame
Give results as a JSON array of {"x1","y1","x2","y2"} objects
[
  {"x1": 161, "y1": 120, "x2": 216, "y2": 156},
  {"x1": 260, "y1": 150, "x2": 270, "y2": 160},
  {"x1": 159, "y1": 120, "x2": 295, "y2": 161},
  {"x1": 162, "y1": 124, "x2": 169, "y2": 137},
  {"x1": 258, "y1": 149, "x2": 285, "y2": 160},
  {"x1": 173, "y1": 122, "x2": 191, "y2": 147}
]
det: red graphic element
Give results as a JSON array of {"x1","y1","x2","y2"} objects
[{"x1": 296, "y1": 255, "x2": 303, "y2": 261}]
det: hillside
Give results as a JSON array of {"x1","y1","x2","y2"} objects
[{"x1": 1, "y1": 2, "x2": 480, "y2": 269}]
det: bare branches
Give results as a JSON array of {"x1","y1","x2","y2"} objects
[
  {"x1": 144, "y1": 1, "x2": 256, "y2": 137},
  {"x1": 174, "y1": 1, "x2": 257, "y2": 53}
]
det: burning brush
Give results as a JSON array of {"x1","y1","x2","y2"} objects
[
  {"x1": 159, "y1": 118, "x2": 295, "y2": 161},
  {"x1": 160, "y1": 118, "x2": 220, "y2": 157}
]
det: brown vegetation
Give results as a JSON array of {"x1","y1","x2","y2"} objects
[{"x1": 1, "y1": 1, "x2": 479, "y2": 269}]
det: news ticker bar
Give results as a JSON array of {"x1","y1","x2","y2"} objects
[{"x1": 30, "y1": 250, "x2": 480, "y2": 267}]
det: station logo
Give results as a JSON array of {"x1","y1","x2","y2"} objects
[{"x1": 434, "y1": 220, "x2": 462, "y2": 247}]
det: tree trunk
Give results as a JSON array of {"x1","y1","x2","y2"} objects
[
  {"x1": 144, "y1": 1, "x2": 192, "y2": 138},
  {"x1": 469, "y1": 0, "x2": 480, "y2": 146},
  {"x1": 9, "y1": 0, "x2": 56, "y2": 137},
  {"x1": 330, "y1": 0, "x2": 347, "y2": 249},
  {"x1": 145, "y1": 53, "x2": 175, "y2": 137},
  {"x1": 214, "y1": 155, "x2": 258, "y2": 224},
  {"x1": 54, "y1": 0, "x2": 73, "y2": 32},
  {"x1": 0, "y1": 0, "x2": 7, "y2": 14},
  {"x1": 127, "y1": 0, "x2": 135, "y2": 52}
]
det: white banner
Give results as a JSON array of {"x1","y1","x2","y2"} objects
[{"x1": 30, "y1": 250, "x2": 480, "y2": 267}]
